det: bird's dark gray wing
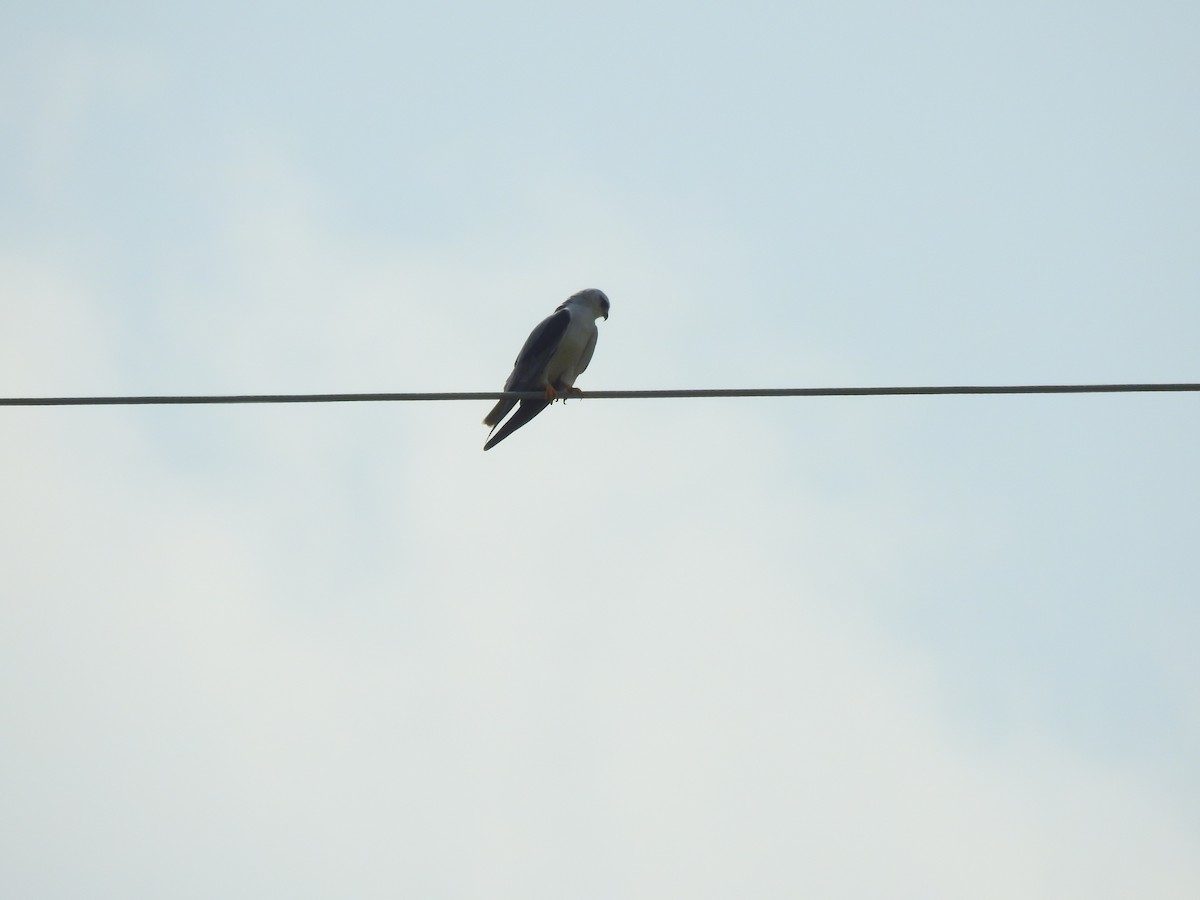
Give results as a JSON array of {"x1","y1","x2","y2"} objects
[
  {"x1": 505, "y1": 308, "x2": 570, "y2": 390},
  {"x1": 482, "y1": 308, "x2": 571, "y2": 429}
]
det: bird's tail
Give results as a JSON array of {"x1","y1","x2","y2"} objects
[
  {"x1": 483, "y1": 399, "x2": 550, "y2": 451},
  {"x1": 482, "y1": 398, "x2": 516, "y2": 428}
]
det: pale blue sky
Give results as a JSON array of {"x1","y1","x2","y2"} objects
[{"x1": 2, "y1": 2, "x2": 1199, "y2": 897}]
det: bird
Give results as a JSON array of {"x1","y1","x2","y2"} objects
[{"x1": 482, "y1": 288, "x2": 610, "y2": 451}]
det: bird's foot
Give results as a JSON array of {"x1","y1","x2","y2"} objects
[
  {"x1": 544, "y1": 385, "x2": 559, "y2": 402},
  {"x1": 560, "y1": 386, "x2": 584, "y2": 403}
]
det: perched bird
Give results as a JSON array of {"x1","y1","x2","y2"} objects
[{"x1": 482, "y1": 288, "x2": 610, "y2": 451}]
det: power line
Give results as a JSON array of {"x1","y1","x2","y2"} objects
[{"x1": 1, "y1": 383, "x2": 1198, "y2": 407}]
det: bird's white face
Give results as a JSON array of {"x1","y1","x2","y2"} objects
[{"x1": 567, "y1": 287, "x2": 610, "y2": 320}]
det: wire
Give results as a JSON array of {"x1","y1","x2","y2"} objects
[{"x1": 1, "y1": 383, "x2": 1197, "y2": 407}]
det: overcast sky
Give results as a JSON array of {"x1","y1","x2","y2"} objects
[{"x1": 2, "y1": 2, "x2": 1199, "y2": 897}]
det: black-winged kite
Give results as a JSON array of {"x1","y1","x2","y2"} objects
[{"x1": 482, "y1": 289, "x2": 610, "y2": 451}]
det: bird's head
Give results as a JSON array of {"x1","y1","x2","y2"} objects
[{"x1": 567, "y1": 288, "x2": 610, "y2": 320}]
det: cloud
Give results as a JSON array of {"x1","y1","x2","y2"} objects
[
  {"x1": 5, "y1": 392, "x2": 1198, "y2": 897},
  {"x1": 0, "y1": 250, "x2": 119, "y2": 393},
  {"x1": 3, "y1": 133, "x2": 1198, "y2": 900}
]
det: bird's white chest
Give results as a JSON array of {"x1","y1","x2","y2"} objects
[{"x1": 544, "y1": 315, "x2": 595, "y2": 382}]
